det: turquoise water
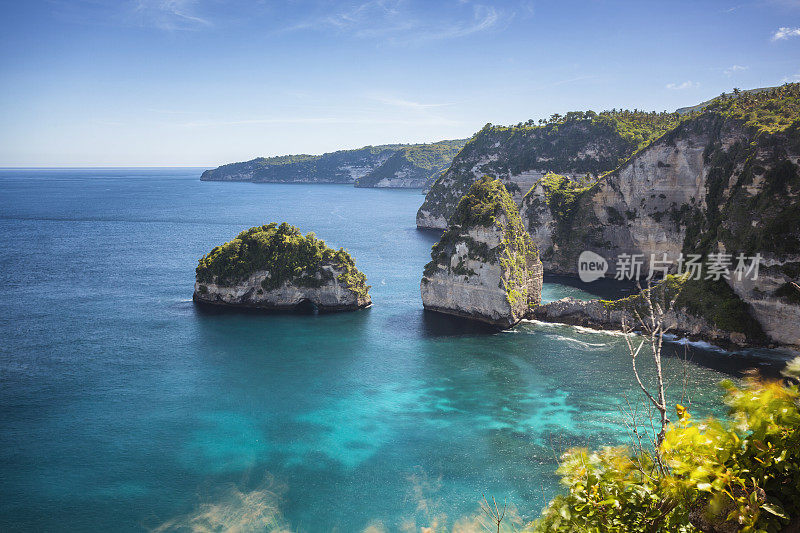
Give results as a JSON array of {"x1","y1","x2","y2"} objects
[{"x1": 0, "y1": 169, "x2": 782, "y2": 531}]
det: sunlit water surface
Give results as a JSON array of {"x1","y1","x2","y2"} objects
[{"x1": 0, "y1": 169, "x2": 786, "y2": 531}]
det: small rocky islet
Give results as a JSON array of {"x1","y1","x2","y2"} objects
[
  {"x1": 193, "y1": 222, "x2": 371, "y2": 312},
  {"x1": 421, "y1": 176, "x2": 543, "y2": 328}
]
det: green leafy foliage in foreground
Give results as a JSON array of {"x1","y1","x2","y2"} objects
[
  {"x1": 196, "y1": 222, "x2": 370, "y2": 298},
  {"x1": 533, "y1": 367, "x2": 800, "y2": 532}
]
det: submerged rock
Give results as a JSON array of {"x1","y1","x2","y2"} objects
[
  {"x1": 421, "y1": 176, "x2": 543, "y2": 328},
  {"x1": 193, "y1": 223, "x2": 371, "y2": 312}
]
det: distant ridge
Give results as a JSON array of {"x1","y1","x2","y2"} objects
[
  {"x1": 201, "y1": 139, "x2": 467, "y2": 189},
  {"x1": 676, "y1": 86, "x2": 779, "y2": 115}
]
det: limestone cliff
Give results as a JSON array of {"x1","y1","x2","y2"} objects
[
  {"x1": 521, "y1": 85, "x2": 800, "y2": 348},
  {"x1": 194, "y1": 223, "x2": 371, "y2": 312},
  {"x1": 421, "y1": 177, "x2": 543, "y2": 328},
  {"x1": 416, "y1": 112, "x2": 682, "y2": 229}
]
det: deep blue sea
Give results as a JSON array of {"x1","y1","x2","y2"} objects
[{"x1": 0, "y1": 169, "x2": 786, "y2": 531}]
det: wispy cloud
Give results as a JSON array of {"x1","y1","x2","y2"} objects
[
  {"x1": 781, "y1": 72, "x2": 800, "y2": 82},
  {"x1": 666, "y1": 81, "x2": 699, "y2": 90},
  {"x1": 549, "y1": 75, "x2": 598, "y2": 87},
  {"x1": 369, "y1": 95, "x2": 455, "y2": 109},
  {"x1": 724, "y1": 64, "x2": 749, "y2": 76},
  {"x1": 423, "y1": 4, "x2": 501, "y2": 41},
  {"x1": 147, "y1": 107, "x2": 205, "y2": 115},
  {"x1": 286, "y1": 1, "x2": 506, "y2": 44},
  {"x1": 132, "y1": 0, "x2": 211, "y2": 30},
  {"x1": 772, "y1": 26, "x2": 800, "y2": 40},
  {"x1": 46, "y1": 0, "x2": 214, "y2": 31}
]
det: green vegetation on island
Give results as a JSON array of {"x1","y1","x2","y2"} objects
[
  {"x1": 675, "y1": 85, "x2": 781, "y2": 116},
  {"x1": 701, "y1": 84, "x2": 800, "y2": 134},
  {"x1": 196, "y1": 222, "x2": 370, "y2": 299},
  {"x1": 202, "y1": 139, "x2": 465, "y2": 187},
  {"x1": 201, "y1": 145, "x2": 405, "y2": 183}
]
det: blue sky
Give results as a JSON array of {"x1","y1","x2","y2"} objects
[{"x1": 1, "y1": 0, "x2": 799, "y2": 166}]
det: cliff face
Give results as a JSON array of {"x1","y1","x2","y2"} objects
[
  {"x1": 193, "y1": 223, "x2": 371, "y2": 312},
  {"x1": 517, "y1": 125, "x2": 713, "y2": 275},
  {"x1": 354, "y1": 139, "x2": 467, "y2": 189},
  {"x1": 416, "y1": 112, "x2": 682, "y2": 229},
  {"x1": 421, "y1": 177, "x2": 543, "y2": 328},
  {"x1": 521, "y1": 86, "x2": 800, "y2": 348}
]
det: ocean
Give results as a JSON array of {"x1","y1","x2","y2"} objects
[{"x1": 0, "y1": 168, "x2": 782, "y2": 531}]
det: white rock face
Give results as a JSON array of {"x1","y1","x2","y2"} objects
[
  {"x1": 597, "y1": 135, "x2": 714, "y2": 270},
  {"x1": 521, "y1": 134, "x2": 719, "y2": 274},
  {"x1": 421, "y1": 219, "x2": 543, "y2": 328},
  {"x1": 194, "y1": 266, "x2": 370, "y2": 311},
  {"x1": 416, "y1": 209, "x2": 448, "y2": 230},
  {"x1": 727, "y1": 256, "x2": 800, "y2": 348},
  {"x1": 421, "y1": 227, "x2": 511, "y2": 325},
  {"x1": 518, "y1": 180, "x2": 558, "y2": 269},
  {"x1": 340, "y1": 165, "x2": 375, "y2": 181},
  {"x1": 372, "y1": 167, "x2": 430, "y2": 188}
]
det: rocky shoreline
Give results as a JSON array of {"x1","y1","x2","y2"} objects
[{"x1": 531, "y1": 296, "x2": 759, "y2": 350}]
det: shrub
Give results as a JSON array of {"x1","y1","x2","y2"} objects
[{"x1": 532, "y1": 362, "x2": 800, "y2": 532}]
